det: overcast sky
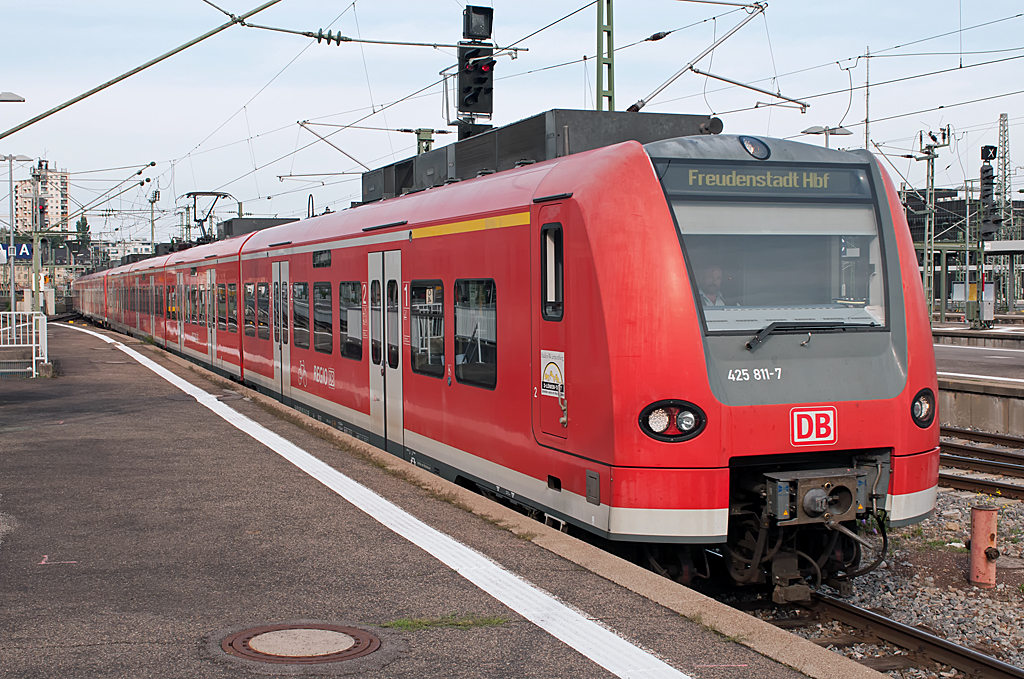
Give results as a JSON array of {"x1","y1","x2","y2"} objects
[{"x1": 3, "y1": 0, "x2": 1023, "y2": 244}]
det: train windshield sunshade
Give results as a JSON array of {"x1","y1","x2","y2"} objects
[{"x1": 671, "y1": 201, "x2": 886, "y2": 333}]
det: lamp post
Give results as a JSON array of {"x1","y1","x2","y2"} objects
[
  {"x1": 801, "y1": 125, "x2": 853, "y2": 149},
  {"x1": 1, "y1": 90, "x2": 26, "y2": 310},
  {"x1": 2, "y1": 153, "x2": 32, "y2": 310}
]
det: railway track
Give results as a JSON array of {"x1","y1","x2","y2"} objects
[
  {"x1": 772, "y1": 594, "x2": 1024, "y2": 678},
  {"x1": 939, "y1": 427, "x2": 1024, "y2": 499}
]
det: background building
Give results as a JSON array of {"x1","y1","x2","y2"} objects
[{"x1": 14, "y1": 160, "x2": 69, "y2": 233}]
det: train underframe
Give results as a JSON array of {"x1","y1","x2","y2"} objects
[{"x1": 644, "y1": 449, "x2": 892, "y2": 602}]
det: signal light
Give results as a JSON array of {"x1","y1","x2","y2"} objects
[
  {"x1": 980, "y1": 162, "x2": 995, "y2": 208},
  {"x1": 457, "y1": 44, "x2": 494, "y2": 115}
]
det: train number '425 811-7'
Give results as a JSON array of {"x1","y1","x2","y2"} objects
[{"x1": 727, "y1": 367, "x2": 782, "y2": 382}]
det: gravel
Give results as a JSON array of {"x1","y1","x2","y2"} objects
[{"x1": 760, "y1": 489, "x2": 1024, "y2": 678}]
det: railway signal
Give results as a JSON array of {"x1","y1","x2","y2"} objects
[
  {"x1": 980, "y1": 146, "x2": 999, "y2": 239},
  {"x1": 457, "y1": 45, "x2": 495, "y2": 116}
]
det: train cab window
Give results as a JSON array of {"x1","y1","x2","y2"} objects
[
  {"x1": 541, "y1": 224, "x2": 564, "y2": 320},
  {"x1": 655, "y1": 160, "x2": 886, "y2": 333},
  {"x1": 386, "y1": 280, "x2": 399, "y2": 369},
  {"x1": 257, "y1": 283, "x2": 270, "y2": 340},
  {"x1": 312, "y1": 283, "x2": 332, "y2": 354},
  {"x1": 454, "y1": 279, "x2": 497, "y2": 389},
  {"x1": 293, "y1": 282, "x2": 310, "y2": 349},
  {"x1": 370, "y1": 280, "x2": 382, "y2": 366},
  {"x1": 217, "y1": 284, "x2": 226, "y2": 331},
  {"x1": 339, "y1": 282, "x2": 362, "y2": 360},
  {"x1": 244, "y1": 283, "x2": 257, "y2": 336},
  {"x1": 410, "y1": 281, "x2": 443, "y2": 377},
  {"x1": 227, "y1": 283, "x2": 238, "y2": 333}
]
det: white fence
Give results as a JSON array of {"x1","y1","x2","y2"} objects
[{"x1": 0, "y1": 312, "x2": 48, "y2": 377}]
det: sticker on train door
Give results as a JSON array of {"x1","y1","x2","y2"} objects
[
  {"x1": 790, "y1": 407, "x2": 837, "y2": 446},
  {"x1": 540, "y1": 350, "x2": 565, "y2": 397}
]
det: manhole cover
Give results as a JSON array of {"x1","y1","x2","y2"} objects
[{"x1": 222, "y1": 624, "x2": 379, "y2": 664}]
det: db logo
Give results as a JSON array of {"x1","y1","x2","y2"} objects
[{"x1": 790, "y1": 407, "x2": 837, "y2": 446}]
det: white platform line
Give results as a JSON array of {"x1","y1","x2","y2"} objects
[
  {"x1": 938, "y1": 371, "x2": 1024, "y2": 385},
  {"x1": 61, "y1": 324, "x2": 691, "y2": 679}
]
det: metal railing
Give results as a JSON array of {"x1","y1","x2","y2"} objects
[{"x1": 0, "y1": 311, "x2": 48, "y2": 377}]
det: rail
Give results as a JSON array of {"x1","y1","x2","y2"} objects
[
  {"x1": 0, "y1": 311, "x2": 48, "y2": 377},
  {"x1": 942, "y1": 426, "x2": 1024, "y2": 449},
  {"x1": 806, "y1": 594, "x2": 1024, "y2": 679}
]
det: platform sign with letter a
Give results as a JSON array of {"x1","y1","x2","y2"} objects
[{"x1": 790, "y1": 407, "x2": 837, "y2": 446}]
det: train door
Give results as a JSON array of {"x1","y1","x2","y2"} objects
[
  {"x1": 176, "y1": 271, "x2": 185, "y2": 354},
  {"x1": 272, "y1": 260, "x2": 291, "y2": 400},
  {"x1": 534, "y1": 203, "x2": 569, "y2": 440},
  {"x1": 207, "y1": 269, "x2": 217, "y2": 366},
  {"x1": 368, "y1": 250, "x2": 404, "y2": 455}
]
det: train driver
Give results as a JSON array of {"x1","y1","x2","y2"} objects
[{"x1": 697, "y1": 264, "x2": 728, "y2": 307}]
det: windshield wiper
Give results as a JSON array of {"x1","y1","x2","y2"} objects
[{"x1": 745, "y1": 321, "x2": 873, "y2": 351}]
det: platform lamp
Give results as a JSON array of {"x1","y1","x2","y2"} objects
[
  {"x1": 801, "y1": 125, "x2": 853, "y2": 149},
  {"x1": 1, "y1": 90, "x2": 27, "y2": 309},
  {"x1": 2, "y1": 153, "x2": 32, "y2": 310}
]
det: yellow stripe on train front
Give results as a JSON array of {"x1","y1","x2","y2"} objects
[{"x1": 411, "y1": 211, "x2": 530, "y2": 239}]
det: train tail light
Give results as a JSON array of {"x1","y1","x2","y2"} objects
[
  {"x1": 911, "y1": 388, "x2": 935, "y2": 428},
  {"x1": 639, "y1": 400, "x2": 706, "y2": 442}
]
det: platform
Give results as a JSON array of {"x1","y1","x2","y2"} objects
[{"x1": 0, "y1": 322, "x2": 885, "y2": 679}]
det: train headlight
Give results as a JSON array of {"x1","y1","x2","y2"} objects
[
  {"x1": 639, "y1": 400, "x2": 707, "y2": 442},
  {"x1": 648, "y1": 408, "x2": 670, "y2": 434},
  {"x1": 911, "y1": 388, "x2": 935, "y2": 428}
]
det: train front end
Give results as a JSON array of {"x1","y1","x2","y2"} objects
[{"x1": 627, "y1": 135, "x2": 938, "y2": 601}]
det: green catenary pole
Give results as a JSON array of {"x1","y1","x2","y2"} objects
[{"x1": 596, "y1": 0, "x2": 614, "y2": 111}]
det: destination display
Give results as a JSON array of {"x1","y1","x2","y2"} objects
[{"x1": 655, "y1": 160, "x2": 872, "y2": 200}]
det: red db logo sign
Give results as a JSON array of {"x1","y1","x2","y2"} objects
[{"x1": 790, "y1": 407, "x2": 837, "y2": 446}]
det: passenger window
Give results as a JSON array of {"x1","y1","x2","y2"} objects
[
  {"x1": 541, "y1": 224, "x2": 563, "y2": 320},
  {"x1": 257, "y1": 282, "x2": 270, "y2": 340},
  {"x1": 227, "y1": 283, "x2": 238, "y2": 332},
  {"x1": 293, "y1": 282, "x2": 310, "y2": 349},
  {"x1": 244, "y1": 283, "x2": 257, "y2": 336},
  {"x1": 370, "y1": 280, "x2": 382, "y2": 365},
  {"x1": 411, "y1": 281, "x2": 444, "y2": 377},
  {"x1": 455, "y1": 279, "x2": 497, "y2": 388},
  {"x1": 312, "y1": 282, "x2": 332, "y2": 354},
  {"x1": 339, "y1": 282, "x2": 362, "y2": 360},
  {"x1": 217, "y1": 284, "x2": 226, "y2": 330}
]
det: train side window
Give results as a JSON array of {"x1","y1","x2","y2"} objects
[
  {"x1": 217, "y1": 284, "x2": 226, "y2": 330},
  {"x1": 244, "y1": 283, "x2": 257, "y2": 336},
  {"x1": 410, "y1": 280, "x2": 444, "y2": 377},
  {"x1": 386, "y1": 280, "x2": 399, "y2": 369},
  {"x1": 257, "y1": 282, "x2": 271, "y2": 340},
  {"x1": 541, "y1": 224, "x2": 563, "y2": 321},
  {"x1": 293, "y1": 282, "x2": 310, "y2": 349},
  {"x1": 454, "y1": 279, "x2": 497, "y2": 389},
  {"x1": 370, "y1": 280, "x2": 382, "y2": 365},
  {"x1": 339, "y1": 282, "x2": 362, "y2": 360},
  {"x1": 312, "y1": 282, "x2": 332, "y2": 354},
  {"x1": 227, "y1": 283, "x2": 238, "y2": 333},
  {"x1": 198, "y1": 286, "x2": 206, "y2": 326}
]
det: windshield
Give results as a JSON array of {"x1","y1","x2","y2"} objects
[{"x1": 656, "y1": 161, "x2": 886, "y2": 334}]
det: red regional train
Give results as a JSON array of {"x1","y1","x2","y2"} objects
[{"x1": 74, "y1": 133, "x2": 939, "y2": 602}]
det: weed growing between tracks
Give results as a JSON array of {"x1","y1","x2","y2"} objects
[{"x1": 382, "y1": 614, "x2": 507, "y2": 631}]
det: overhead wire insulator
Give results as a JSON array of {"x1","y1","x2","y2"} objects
[{"x1": 315, "y1": 29, "x2": 346, "y2": 45}]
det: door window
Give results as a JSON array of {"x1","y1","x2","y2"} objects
[
  {"x1": 370, "y1": 280, "x2": 382, "y2": 366},
  {"x1": 217, "y1": 284, "x2": 226, "y2": 330},
  {"x1": 227, "y1": 283, "x2": 238, "y2": 332},
  {"x1": 387, "y1": 280, "x2": 399, "y2": 369}
]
